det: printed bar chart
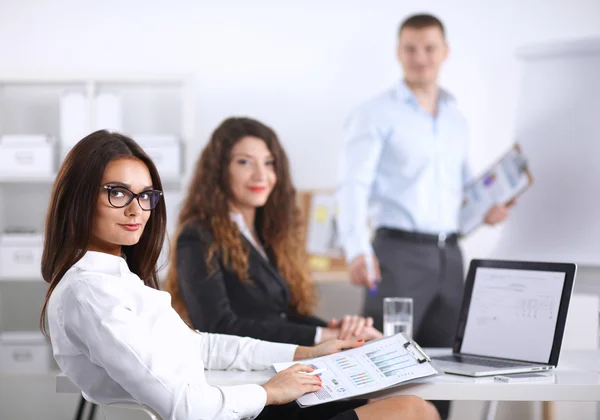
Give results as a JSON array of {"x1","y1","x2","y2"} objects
[
  {"x1": 335, "y1": 356, "x2": 358, "y2": 370},
  {"x1": 366, "y1": 349, "x2": 417, "y2": 377},
  {"x1": 349, "y1": 372, "x2": 375, "y2": 387}
]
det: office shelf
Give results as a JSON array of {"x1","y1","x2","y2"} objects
[
  {"x1": 0, "y1": 276, "x2": 43, "y2": 282},
  {"x1": 0, "y1": 75, "x2": 194, "y2": 371},
  {"x1": 0, "y1": 175, "x2": 55, "y2": 184}
]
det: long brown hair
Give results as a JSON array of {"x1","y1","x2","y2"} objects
[
  {"x1": 40, "y1": 130, "x2": 166, "y2": 337},
  {"x1": 165, "y1": 117, "x2": 316, "y2": 320}
]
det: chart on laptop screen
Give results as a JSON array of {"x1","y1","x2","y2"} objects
[{"x1": 461, "y1": 267, "x2": 565, "y2": 363}]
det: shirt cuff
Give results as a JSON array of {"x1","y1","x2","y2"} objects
[
  {"x1": 252, "y1": 340, "x2": 298, "y2": 369},
  {"x1": 218, "y1": 384, "x2": 266, "y2": 419},
  {"x1": 314, "y1": 327, "x2": 323, "y2": 345},
  {"x1": 344, "y1": 242, "x2": 374, "y2": 264}
]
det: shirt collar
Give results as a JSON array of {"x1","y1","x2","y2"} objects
[
  {"x1": 395, "y1": 79, "x2": 455, "y2": 106},
  {"x1": 74, "y1": 251, "x2": 131, "y2": 277},
  {"x1": 229, "y1": 212, "x2": 269, "y2": 260},
  {"x1": 229, "y1": 212, "x2": 245, "y2": 226},
  {"x1": 230, "y1": 212, "x2": 254, "y2": 239}
]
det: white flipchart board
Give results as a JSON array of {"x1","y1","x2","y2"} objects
[{"x1": 492, "y1": 38, "x2": 600, "y2": 265}]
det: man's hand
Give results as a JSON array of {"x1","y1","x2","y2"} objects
[
  {"x1": 484, "y1": 200, "x2": 515, "y2": 225},
  {"x1": 348, "y1": 254, "x2": 381, "y2": 289},
  {"x1": 294, "y1": 339, "x2": 365, "y2": 360},
  {"x1": 261, "y1": 364, "x2": 322, "y2": 405}
]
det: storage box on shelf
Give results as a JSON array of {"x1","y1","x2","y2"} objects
[
  {"x1": 0, "y1": 331, "x2": 54, "y2": 374},
  {"x1": 56, "y1": 86, "x2": 184, "y2": 183},
  {"x1": 0, "y1": 135, "x2": 54, "y2": 180},
  {"x1": 58, "y1": 89, "x2": 119, "y2": 163},
  {"x1": 94, "y1": 92, "x2": 122, "y2": 133},
  {"x1": 0, "y1": 233, "x2": 44, "y2": 280},
  {"x1": 59, "y1": 90, "x2": 90, "y2": 146},
  {"x1": 58, "y1": 133, "x2": 183, "y2": 183},
  {"x1": 134, "y1": 134, "x2": 182, "y2": 180}
]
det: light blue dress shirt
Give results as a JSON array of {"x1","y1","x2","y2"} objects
[{"x1": 336, "y1": 80, "x2": 471, "y2": 262}]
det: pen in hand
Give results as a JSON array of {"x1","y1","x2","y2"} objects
[
  {"x1": 365, "y1": 253, "x2": 378, "y2": 296},
  {"x1": 300, "y1": 368, "x2": 327, "y2": 376}
]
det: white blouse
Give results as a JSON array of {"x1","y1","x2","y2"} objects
[
  {"x1": 47, "y1": 251, "x2": 297, "y2": 420},
  {"x1": 230, "y1": 212, "x2": 268, "y2": 260}
]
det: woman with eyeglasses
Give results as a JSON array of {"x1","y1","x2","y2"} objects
[{"x1": 40, "y1": 130, "x2": 438, "y2": 420}]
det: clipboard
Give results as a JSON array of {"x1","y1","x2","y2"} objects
[
  {"x1": 459, "y1": 143, "x2": 534, "y2": 236},
  {"x1": 272, "y1": 333, "x2": 443, "y2": 407},
  {"x1": 403, "y1": 340, "x2": 431, "y2": 364}
]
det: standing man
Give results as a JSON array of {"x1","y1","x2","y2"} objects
[{"x1": 336, "y1": 14, "x2": 511, "y2": 416}]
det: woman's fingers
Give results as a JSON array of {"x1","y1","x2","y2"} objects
[
  {"x1": 298, "y1": 375, "x2": 322, "y2": 385},
  {"x1": 286, "y1": 363, "x2": 313, "y2": 373},
  {"x1": 339, "y1": 315, "x2": 353, "y2": 339},
  {"x1": 336, "y1": 338, "x2": 365, "y2": 350},
  {"x1": 340, "y1": 315, "x2": 379, "y2": 339},
  {"x1": 366, "y1": 326, "x2": 383, "y2": 339},
  {"x1": 305, "y1": 383, "x2": 322, "y2": 393},
  {"x1": 354, "y1": 317, "x2": 368, "y2": 337},
  {"x1": 348, "y1": 315, "x2": 362, "y2": 337}
]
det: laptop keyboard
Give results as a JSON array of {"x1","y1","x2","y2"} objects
[{"x1": 434, "y1": 354, "x2": 533, "y2": 368}]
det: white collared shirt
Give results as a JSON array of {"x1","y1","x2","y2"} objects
[
  {"x1": 229, "y1": 213, "x2": 323, "y2": 344},
  {"x1": 337, "y1": 80, "x2": 471, "y2": 261},
  {"x1": 47, "y1": 251, "x2": 297, "y2": 420},
  {"x1": 229, "y1": 212, "x2": 268, "y2": 260}
]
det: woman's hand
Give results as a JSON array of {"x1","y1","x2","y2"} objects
[
  {"x1": 358, "y1": 326, "x2": 384, "y2": 341},
  {"x1": 294, "y1": 338, "x2": 365, "y2": 360},
  {"x1": 312, "y1": 338, "x2": 365, "y2": 358},
  {"x1": 261, "y1": 364, "x2": 322, "y2": 405},
  {"x1": 329, "y1": 315, "x2": 381, "y2": 340},
  {"x1": 319, "y1": 327, "x2": 340, "y2": 343}
]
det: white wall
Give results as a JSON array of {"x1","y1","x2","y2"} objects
[
  {"x1": 2, "y1": 0, "x2": 600, "y2": 263},
  {"x1": 1, "y1": 1, "x2": 600, "y2": 419}
]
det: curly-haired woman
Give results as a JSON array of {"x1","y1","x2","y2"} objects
[{"x1": 164, "y1": 117, "x2": 383, "y2": 347}]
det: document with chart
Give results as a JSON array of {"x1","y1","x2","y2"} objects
[
  {"x1": 459, "y1": 143, "x2": 533, "y2": 235},
  {"x1": 272, "y1": 334, "x2": 442, "y2": 407}
]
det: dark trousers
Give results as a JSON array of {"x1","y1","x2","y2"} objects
[{"x1": 363, "y1": 229, "x2": 465, "y2": 419}]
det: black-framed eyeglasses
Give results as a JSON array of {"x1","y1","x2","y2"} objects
[{"x1": 102, "y1": 185, "x2": 163, "y2": 211}]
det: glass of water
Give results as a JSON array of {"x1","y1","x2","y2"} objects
[{"x1": 383, "y1": 297, "x2": 413, "y2": 338}]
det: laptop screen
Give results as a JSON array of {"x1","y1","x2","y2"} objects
[{"x1": 460, "y1": 266, "x2": 566, "y2": 364}]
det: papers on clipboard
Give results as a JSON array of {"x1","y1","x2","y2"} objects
[
  {"x1": 459, "y1": 144, "x2": 533, "y2": 235},
  {"x1": 272, "y1": 334, "x2": 442, "y2": 407}
]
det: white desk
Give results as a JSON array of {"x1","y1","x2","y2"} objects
[
  {"x1": 366, "y1": 349, "x2": 600, "y2": 402},
  {"x1": 56, "y1": 349, "x2": 600, "y2": 418}
]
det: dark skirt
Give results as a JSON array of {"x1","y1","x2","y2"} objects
[{"x1": 256, "y1": 399, "x2": 366, "y2": 420}]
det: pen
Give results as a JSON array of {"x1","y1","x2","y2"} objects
[
  {"x1": 301, "y1": 368, "x2": 327, "y2": 376},
  {"x1": 365, "y1": 252, "x2": 378, "y2": 296}
]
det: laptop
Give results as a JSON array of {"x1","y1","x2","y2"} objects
[{"x1": 432, "y1": 259, "x2": 576, "y2": 377}]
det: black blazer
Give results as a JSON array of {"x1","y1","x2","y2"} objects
[{"x1": 176, "y1": 222, "x2": 327, "y2": 346}]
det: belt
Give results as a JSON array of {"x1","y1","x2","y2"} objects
[{"x1": 376, "y1": 228, "x2": 459, "y2": 247}]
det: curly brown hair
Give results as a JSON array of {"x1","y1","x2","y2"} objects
[{"x1": 165, "y1": 117, "x2": 317, "y2": 322}]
